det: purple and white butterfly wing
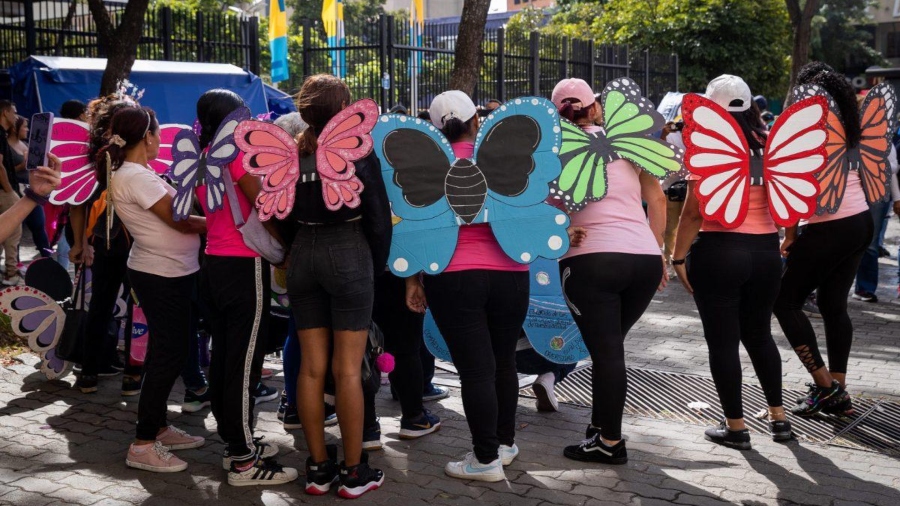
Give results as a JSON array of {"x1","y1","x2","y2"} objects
[
  {"x1": 0, "y1": 286, "x2": 65, "y2": 353},
  {"x1": 40, "y1": 347, "x2": 72, "y2": 380},
  {"x1": 169, "y1": 130, "x2": 202, "y2": 221},
  {"x1": 203, "y1": 107, "x2": 250, "y2": 213}
]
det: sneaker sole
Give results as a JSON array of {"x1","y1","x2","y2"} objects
[
  {"x1": 444, "y1": 468, "x2": 505, "y2": 482},
  {"x1": 163, "y1": 440, "x2": 205, "y2": 450},
  {"x1": 500, "y1": 451, "x2": 518, "y2": 466},
  {"x1": 305, "y1": 478, "x2": 338, "y2": 495},
  {"x1": 532, "y1": 383, "x2": 558, "y2": 412},
  {"x1": 802, "y1": 310, "x2": 822, "y2": 319},
  {"x1": 324, "y1": 416, "x2": 339, "y2": 427},
  {"x1": 703, "y1": 434, "x2": 751, "y2": 451},
  {"x1": 78, "y1": 386, "x2": 98, "y2": 394},
  {"x1": 562, "y1": 447, "x2": 628, "y2": 465},
  {"x1": 254, "y1": 394, "x2": 280, "y2": 404},
  {"x1": 771, "y1": 431, "x2": 793, "y2": 442},
  {"x1": 283, "y1": 422, "x2": 303, "y2": 430},
  {"x1": 228, "y1": 474, "x2": 298, "y2": 487},
  {"x1": 126, "y1": 459, "x2": 188, "y2": 473},
  {"x1": 121, "y1": 390, "x2": 141, "y2": 397},
  {"x1": 97, "y1": 372, "x2": 121, "y2": 377},
  {"x1": 423, "y1": 392, "x2": 450, "y2": 402},
  {"x1": 398, "y1": 422, "x2": 441, "y2": 440},
  {"x1": 181, "y1": 401, "x2": 211, "y2": 413},
  {"x1": 337, "y1": 476, "x2": 384, "y2": 498},
  {"x1": 362, "y1": 441, "x2": 383, "y2": 451}
]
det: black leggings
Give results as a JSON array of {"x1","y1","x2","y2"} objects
[
  {"x1": 773, "y1": 211, "x2": 874, "y2": 375},
  {"x1": 424, "y1": 269, "x2": 529, "y2": 464},
  {"x1": 687, "y1": 233, "x2": 783, "y2": 420},
  {"x1": 372, "y1": 272, "x2": 425, "y2": 420},
  {"x1": 559, "y1": 253, "x2": 660, "y2": 441}
]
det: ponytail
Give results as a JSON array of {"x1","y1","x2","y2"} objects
[
  {"x1": 298, "y1": 127, "x2": 318, "y2": 157},
  {"x1": 440, "y1": 117, "x2": 474, "y2": 143},
  {"x1": 558, "y1": 99, "x2": 591, "y2": 124}
]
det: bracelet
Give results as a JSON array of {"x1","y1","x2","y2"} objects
[
  {"x1": 671, "y1": 258, "x2": 686, "y2": 266},
  {"x1": 24, "y1": 187, "x2": 50, "y2": 206}
]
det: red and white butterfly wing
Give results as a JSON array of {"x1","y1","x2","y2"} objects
[
  {"x1": 149, "y1": 124, "x2": 192, "y2": 177},
  {"x1": 234, "y1": 120, "x2": 301, "y2": 221},
  {"x1": 762, "y1": 96, "x2": 828, "y2": 226},
  {"x1": 316, "y1": 99, "x2": 379, "y2": 210},
  {"x1": 682, "y1": 94, "x2": 751, "y2": 228},
  {"x1": 48, "y1": 118, "x2": 96, "y2": 205},
  {"x1": 857, "y1": 83, "x2": 895, "y2": 205},
  {"x1": 0, "y1": 286, "x2": 65, "y2": 354}
]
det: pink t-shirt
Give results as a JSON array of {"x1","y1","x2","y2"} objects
[
  {"x1": 196, "y1": 153, "x2": 258, "y2": 258},
  {"x1": 444, "y1": 142, "x2": 528, "y2": 273},
  {"x1": 686, "y1": 174, "x2": 777, "y2": 234},
  {"x1": 807, "y1": 169, "x2": 869, "y2": 224},
  {"x1": 562, "y1": 126, "x2": 661, "y2": 259}
]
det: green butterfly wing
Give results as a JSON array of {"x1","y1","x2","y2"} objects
[
  {"x1": 549, "y1": 119, "x2": 611, "y2": 213},
  {"x1": 602, "y1": 78, "x2": 684, "y2": 178}
]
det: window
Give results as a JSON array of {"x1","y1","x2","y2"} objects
[
  {"x1": 895, "y1": 0, "x2": 900, "y2": 17},
  {"x1": 887, "y1": 31, "x2": 900, "y2": 58}
]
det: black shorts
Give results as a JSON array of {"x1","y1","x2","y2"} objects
[{"x1": 287, "y1": 220, "x2": 374, "y2": 331}]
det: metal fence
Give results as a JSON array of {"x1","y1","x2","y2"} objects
[
  {"x1": 294, "y1": 15, "x2": 678, "y2": 113},
  {"x1": 0, "y1": 0, "x2": 259, "y2": 73}
]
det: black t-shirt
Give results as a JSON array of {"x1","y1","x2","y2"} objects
[{"x1": 0, "y1": 131, "x2": 19, "y2": 196}]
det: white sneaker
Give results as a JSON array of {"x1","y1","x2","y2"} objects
[
  {"x1": 532, "y1": 372, "x2": 559, "y2": 412},
  {"x1": 444, "y1": 452, "x2": 505, "y2": 482},
  {"x1": 2, "y1": 275, "x2": 21, "y2": 286},
  {"x1": 499, "y1": 444, "x2": 519, "y2": 466},
  {"x1": 126, "y1": 441, "x2": 188, "y2": 473},
  {"x1": 227, "y1": 457, "x2": 299, "y2": 487}
]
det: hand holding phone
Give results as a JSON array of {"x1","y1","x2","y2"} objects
[{"x1": 26, "y1": 112, "x2": 53, "y2": 171}]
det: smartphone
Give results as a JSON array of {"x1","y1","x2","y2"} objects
[{"x1": 26, "y1": 112, "x2": 53, "y2": 171}]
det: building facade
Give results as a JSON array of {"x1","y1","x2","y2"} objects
[{"x1": 507, "y1": 0, "x2": 554, "y2": 11}]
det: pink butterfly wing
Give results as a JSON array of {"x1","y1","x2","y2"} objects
[
  {"x1": 234, "y1": 120, "x2": 301, "y2": 221},
  {"x1": 315, "y1": 99, "x2": 378, "y2": 210},
  {"x1": 149, "y1": 124, "x2": 192, "y2": 176},
  {"x1": 322, "y1": 176, "x2": 365, "y2": 211},
  {"x1": 763, "y1": 96, "x2": 827, "y2": 227},
  {"x1": 48, "y1": 119, "x2": 97, "y2": 205},
  {"x1": 0, "y1": 286, "x2": 65, "y2": 353}
]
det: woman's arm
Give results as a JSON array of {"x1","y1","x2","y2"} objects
[
  {"x1": 0, "y1": 162, "x2": 60, "y2": 243},
  {"x1": 0, "y1": 196, "x2": 36, "y2": 243},
  {"x1": 148, "y1": 193, "x2": 207, "y2": 235},
  {"x1": 640, "y1": 170, "x2": 668, "y2": 290},
  {"x1": 236, "y1": 172, "x2": 284, "y2": 245},
  {"x1": 671, "y1": 181, "x2": 703, "y2": 294}
]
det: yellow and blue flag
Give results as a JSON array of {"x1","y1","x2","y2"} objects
[
  {"x1": 269, "y1": 0, "x2": 289, "y2": 83},
  {"x1": 322, "y1": 0, "x2": 346, "y2": 78},
  {"x1": 409, "y1": 0, "x2": 424, "y2": 76}
]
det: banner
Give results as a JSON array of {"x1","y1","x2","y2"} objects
[
  {"x1": 269, "y1": 0, "x2": 289, "y2": 83},
  {"x1": 322, "y1": 0, "x2": 346, "y2": 78}
]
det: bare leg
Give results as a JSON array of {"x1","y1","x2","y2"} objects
[
  {"x1": 298, "y1": 328, "x2": 331, "y2": 463},
  {"x1": 332, "y1": 329, "x2": 368, "y2": 467}
]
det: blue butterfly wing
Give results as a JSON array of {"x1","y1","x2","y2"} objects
[
  {"x1": 523, "y1": 259, "x2": 589, "y2": 364},
  {"x1": 422, "y1": 309, "x2": 453, "y2": 363},
  {"x1": 487, "y1": 198, "x2": 570, "y2": 264},
  {"x1": 373, "y1": 114, "x2": 461, "y2": 276},
  {"x1": 169, "y1": 130, "x2": 201, "y2": 221},
  {"x1": 474, "y1": 97, "x2": 562, "y2": 207}
]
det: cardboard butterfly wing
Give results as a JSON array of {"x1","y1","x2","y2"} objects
[
  {"x1": 856, "y1": 83, "x2": 896, "y2": 205},
  {"x1": 373, "y1": 115, "x2": 459, "y2": 277},
  {"x1": 0, "y1": 286, "x2": 71, "y2": 379},
  {"x1": 234, "y1": 120, "x2": 301, "y2": 221},
  {"x1": 149, "y1": 124, "x2": 192, "y2": 177},
  {"x1": 476, "y1": 97, "x2": 570, "y2": 264},
  {"x1": 523, "y1": 258, "x2": 588, "y2": 364},
  {"x1": 48, "y1": 119, "x2": 96, "y2": 206},
  {"x1": 316, "y1": 99, "x2": 379, "y2": 211}
]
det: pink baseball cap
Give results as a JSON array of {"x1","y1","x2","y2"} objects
[{"x1": 551, "y1": 78, "x2": 595, "y2": 111}]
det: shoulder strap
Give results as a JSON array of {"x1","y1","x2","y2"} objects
[{"x1": 220, "y1": 166, "x2": 246, "y2": 227}]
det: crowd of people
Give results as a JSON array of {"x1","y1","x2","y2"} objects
[{"x1": 1, "y1": 61, "x2": 898, "y2": 500}]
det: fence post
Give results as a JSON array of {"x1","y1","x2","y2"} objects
[
  {"x1": 560, "y1": 37, "x2": 568, "y2": 80},
  {"x1": 24, "y1": 0, "x2": 36, "y2": 56},
  {"x1": 162, "y1": 7, "x2": 173, "y2": 61},
  {"x1": 302, "y1": 18, "x2": 311, "y2": 79},
  {"x1": 588, "y1": 40, "x2": 595, "y2": 90},
  {"x1": 624, "y1": 44, "x2": 630, "y2": 79},
  {"x1": 380, "y1": 15, "x2": 388, "y2": 111},
  {"x1": 496, "y1": 27, "x2": 505, "y2": 102},
  {"x1": 388, "y1": 15, "x2": 396, "y2": 109},
  {"x1": 530, "y1": 31, "x2": 539, "y2": 96},
  {"x1": 196, "y1": 11, "x2": 205, "y2": 62},
  {"x1": 248, "y1": 16, "x2": 260, "y2": 75},
  {"x1": 643, "y1": 49, "x2": 650, "y2": 97}
]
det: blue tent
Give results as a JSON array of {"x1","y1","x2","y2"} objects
[
  {"x1": 9, "y1": 56, "x2": 270, "y2": 124},
  {"x1": 263, "y1": 83, "x2": 297, "y2": 118}
]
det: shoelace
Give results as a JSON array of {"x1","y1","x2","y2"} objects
[
  {"x1": 166, "y1": 425, "x2": 191, "y2": 438},
  {"x1": 151, "y1": 441, "x2": 174, "y2": 462}
]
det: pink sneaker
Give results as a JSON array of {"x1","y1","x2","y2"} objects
[
  {"x1": 156, "y1": 425, "x2": 204, "y2": 450},
  {"x1": 126, "y1": 441, "x2": 188, "y2": 472}
]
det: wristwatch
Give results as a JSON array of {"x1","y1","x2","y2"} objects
[{"x1": 671, "y1": 257, "x2": 686, "y2": 266}]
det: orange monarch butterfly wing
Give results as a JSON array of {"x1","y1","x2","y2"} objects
[{"x1": 856, "y1": 83, "x2": 896, "y2": 205}]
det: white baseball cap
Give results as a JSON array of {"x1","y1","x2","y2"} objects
[
  {"x1": 705, "y1": 74, "x2": 752, "y2": 112},
  {"x1": 429, "y1": 90, "x2": 477, "y2": 129}
]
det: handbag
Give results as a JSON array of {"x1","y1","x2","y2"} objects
[
  {"x1": 54, "y1": 266, "x2": 88, "y2": 363},
  {"x1": 222, "y1": 168, "x2": 286, "y2": 264},
  {"x1": 361, "y1": 321, "x2": 386, "y2": 394}
]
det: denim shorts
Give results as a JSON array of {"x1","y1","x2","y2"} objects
[{"x1": 287, "y1": 220, "x2": 374, "y2": 331}]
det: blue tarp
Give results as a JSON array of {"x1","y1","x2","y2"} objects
[
  {"x1": 9, "y1": 56, "x2": 270, "y2": 124},
  {"x1": 263, "y1": 83, "x2": 296, "y2": 117}
]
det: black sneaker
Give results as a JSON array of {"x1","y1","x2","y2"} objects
[
  {"x1": 283, "y1": 409, "x2": 302, "y2": 430},
  {"x1": 222, "y1": 436, "x2": 279, "y2": 470},
  {"x1": 792, "y1": 380, "x2": 842, "y2": 417},
  {"x1": 75, "y1": 374, "x2": 98, "y2": 394},
  {"x1": 122, "y1": 375, "x2": 142, "y2": 396},
  {"x1": 253, "y1": 382, "x2": 279, "y2": 404},
  {"x1": 399, "y1": 410, "x2": 441, "y2": 439},
  {"x1": 704, "y1": 422, "x2": 751, "y2": 450},
  {"x1": 768, "y1": 420, "x2": 793, "y2": 442},
  {"x1": 181, "y1": 387, "x2": 211, "y2": 413},
  {"x1": 97, "y1": 364, "x2": 121, "y2": 377},
  {"x1": 563, "y1": 434, "x2": 628, "y2": 464},
  {"x1": 585, "y1": 424, "x2": 601, "y2": 440},
  {"x1": 227, "y1": 456, "x2": 298, "y2": 487},
  {"x1": 337, "y1": 453, "x2": 384, "y2": 499},
  {"x1": 821, "y1": 389, "x2": 855, "y2": 416},
  {"x1": 304, "y1": 444, "x2": 339, "y2": 495},
  {"x1": 108, "y1": 356, "x2": 125, "y2": 372},
  {"x1": 363, "y1": 422, "x2": 382, "y2": 451},
  {"x1": 277, "y1": 391, "x2": 288, "y2": 420}
]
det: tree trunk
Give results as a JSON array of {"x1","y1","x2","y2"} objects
[
  {"x1": 785, "y1": 0, "x2": 820, "y2": 102},
  {"x1": 87, "y1": 0, "x2": 151, "y2": 96},
  {"x1": 449, "y1": 0, "x2": 491, "y2": 96}
]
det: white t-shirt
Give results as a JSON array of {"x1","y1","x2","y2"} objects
[{"x1": 110, "y1": 161, "x2": 200, "y2": 277}]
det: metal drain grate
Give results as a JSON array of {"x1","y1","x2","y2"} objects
[{"x1": 521, "y1": 366, "x2": 900, "y2": 457}]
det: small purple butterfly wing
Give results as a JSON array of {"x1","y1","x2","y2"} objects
[
  {"x1": 0, "y1": 287, "x2": 65, "y2": 353},
  {"x1": 40, "y1": 347, "x2": 72, "y2": 380},
  {"x1": 202, "y1": 106, "x2": 250, "y2": 214},
  {"x1": 169, "y1": 130, "x2": 202, "y2": 221}
]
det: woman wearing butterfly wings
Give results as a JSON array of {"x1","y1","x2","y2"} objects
[
  {"x1": 546, "y1": 78, "x2": 670, "y2": 466},
  {"x1": 773, "y1": 65, "x2": 891, "y2": 419},
  {"x1": 99, "y1": 106, "x2": 208, "y2": 474},
  {"x1": 672, "y1": 75, "x2": 832, "y2": 450}
]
